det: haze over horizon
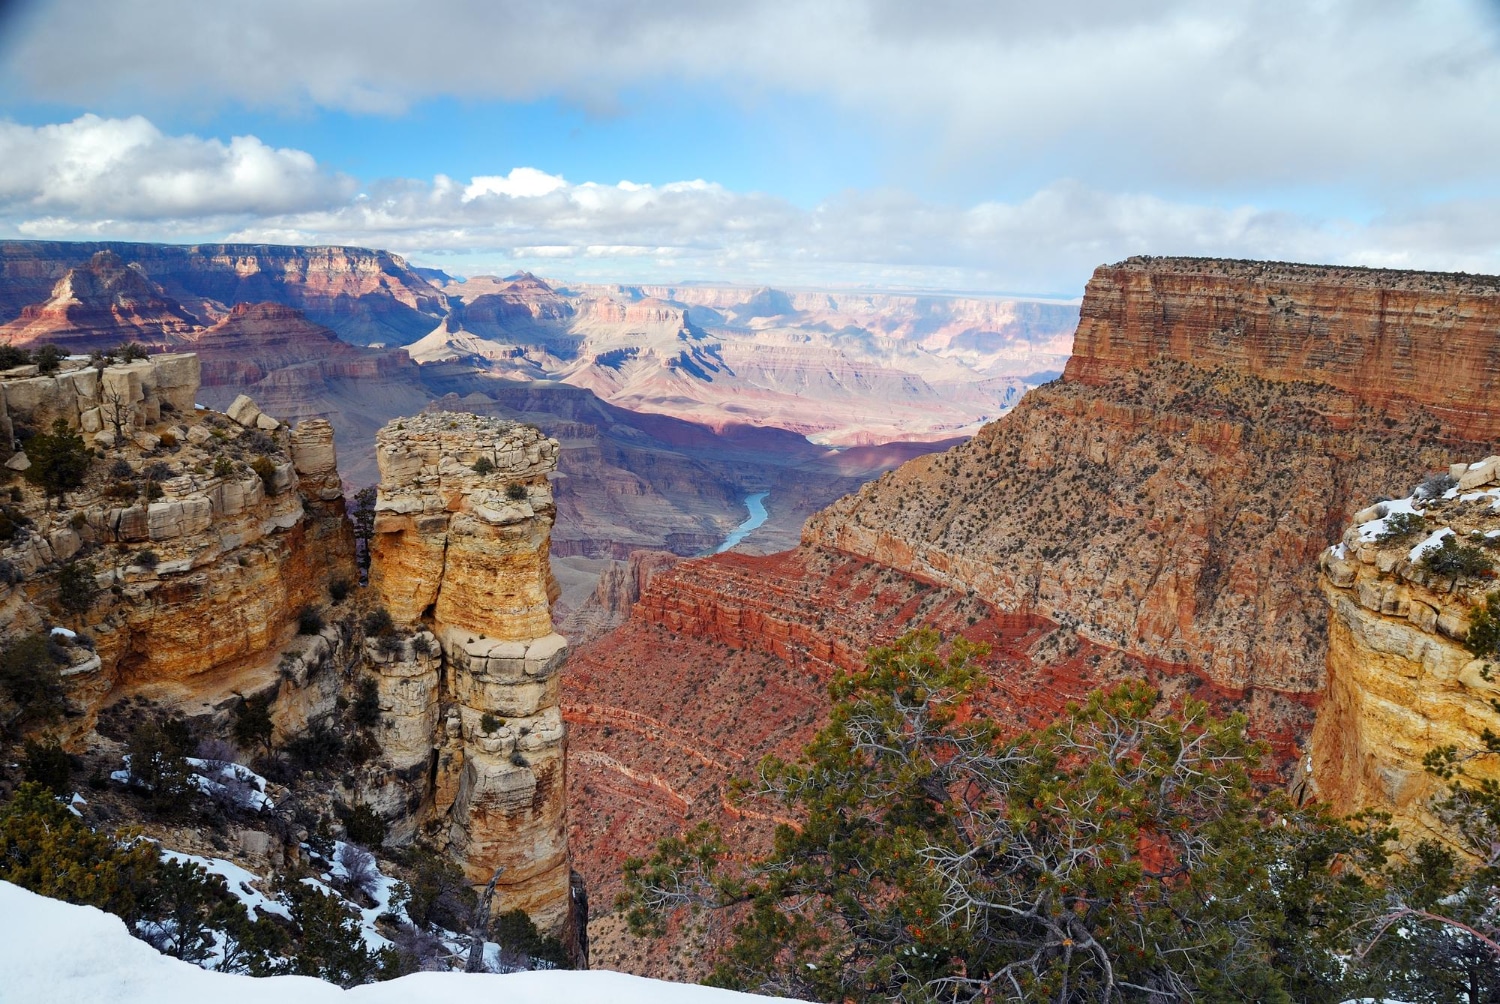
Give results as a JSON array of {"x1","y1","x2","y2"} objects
[{"x1": 1, "y1": 0, "x2": 1498, "y2": 297}]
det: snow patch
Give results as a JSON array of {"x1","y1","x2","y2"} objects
[
  {"x1": 1409, "y1": 527, "x2": 1454, "y2": 563},
  {"x1": 1357, "y1": 496, "x2": 1422, "y2": 542},
  {"x1": 0, "y1": 880, "x2": 786, "y2": 1003}
]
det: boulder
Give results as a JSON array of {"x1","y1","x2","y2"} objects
[{"x1": 226, "y1": 395, "x2": 263, "y2": 429}]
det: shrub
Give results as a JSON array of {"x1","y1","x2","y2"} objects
[
  {"x1": 144, "y1": 461, "x2": 174, "y2": 481},
  {"x1": 506, "y1": 482, "x2": 528, "y2": 501},
  {"x1": 22, "y1": 418, "x2": 90, "y2": 504},
  {"x1": 134, "y1": 549, "x2": 159, "y2": 570},
  {"x1": 492, "y1": 907, "x2": 570, "y2": 968},
  {"x1": 114, "y1": 342, "x2": 149, "y2": 362},
  {"x1": 22, "y1": 738, "x2": 74, "y2": 794},
  {"x1": 336, "y1": 842, "x2": 380, "y2": 901},
  {"x1": 340, "y1": 801, "x2": 387, "y2": 847},
  {"x1": 480, "y1": 712, "x2": 500, "y2": 734},
  {"x1": 0, "y1": 633, "x2": 64, "y2": 733},
  {"x1": 1377, "y1": 511, "x2": 1428, "y2": 543},
  {"x1": 124, "y1": 721, "x2": 196, "y2": 817},
  {"x1": 393, "y1": 848, "x2": 474, "y2": 931},
  {"x1": 232, "y1": 694, "x2": 275, "y2": 755},
  {"x1": 1415, "y1": 473, "x2": 1458, "y2": 500},
  {"x1": 363, "y1": 606, "x2": 395, "y2": 637},
  {"x1": 471, "y1": 456, "x2": 495, "y2": 475},
  {"x1": 286, "y1": 721, "x2": 344, "y2": 772},
  {"x1": 283, "y1": 883, "x2": 387, "y2": 987},
  {"x1": 1421, "y1": 536, "x2": 1493, "y2": 578},
  {"x1": 158, "y1": 431, "x2": 177, "y2": 448},
  {"x1": 57, "y1": 559, "x2": 100, "y2": 615},
  {"x1": 329, "y1": 577, "x2": 350, "y2": 603},
  {"x1": 145, "y1": 481, "x2": 164, "y2": 500},
  {"x1": 0, "y1": 345, "x2": 30, "y2": 369},
  {"x1": 250, "y1": 455, "x2": 277, "y2": 494},
  {"x1": 32, "y1": 344, "x2": 65, "y2": 375},
  {"x1": 351, "y1": 676, "x2": 381, "y2": 729},
  {"x1": 213, "y1": 455, "x2": 235, "y2": 478},
  {"x1": 298, "y1": 605, "x2": 325, "y2": 636}
]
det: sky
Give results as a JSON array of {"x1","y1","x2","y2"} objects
[{"x1": 1, "y1": 0, "x2": 1498, "y2": 297}]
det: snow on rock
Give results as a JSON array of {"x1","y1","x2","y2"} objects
[
  {"x1": 1408, "y1": 527, "x2": 1454, "y2": 563},
  {"x1": 1356, "y1": 496, "x2": 1422, "y2": 542},
  {"x1": 0, "y1": 881, "x2": 787, "y2": 1004},
  {"x1": 160, "y1": 851, "x2": 291, "y2": 922}
]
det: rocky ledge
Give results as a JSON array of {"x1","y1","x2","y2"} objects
[{"x1": 1310, "y1": 458, "x2": 1500, "y2": 848}]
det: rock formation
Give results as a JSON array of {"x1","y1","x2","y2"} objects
[
  {"x1": 1309, "y1": 460, "x2": 1500, "y2": 848},
  {"x1": 807, "y1": 257, "x2": 1500, "y2": 698},
  {"x1": 0, "y1": 241, "x2": 448, "y2": 345},
  {"x1": 367, "y1": 412, "x2": 573, "y2": 933},
  {"x1": 0, "y1": 352, "x2": 355, "y2": 741},
  {"x1": 0, "y1": 250, "x2": 202, "y2": 352}
]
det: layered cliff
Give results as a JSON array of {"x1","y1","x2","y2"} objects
[
  {"x1": 0, "y1": 250, "x2": 203, "y2": 351},
  {"x1": 806, "y1": 258, "x2": 1499, "y2": 697},
  {"x1": 368, "y1": 412, "x2": 573, "y2": 934},
  {"x1": 0, "y1": 241, "x2": 447, "y2": 345},
  {"x1": 0, "y1": 353, "x2": 355, "y2": 740},
  {"x1": 1309, "y1": 460, "x2": 1500, "y2": 847}
]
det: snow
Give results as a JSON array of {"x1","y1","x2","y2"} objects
[
  {"x1": 1408, "y1": 527, "x2": 1454, "y2": 562},
  {"x1": 111, "y1": 756, "x2": 274, "y2": 811},
  {"x1": 1357, "y1": 496, "x2": 1422, "y2": 542},
  {"x1": 1328, "y1": 543, "x2": 1348, "y2": 560},
  {"x1": 160, "y1": 850, "x2": 291, "y2": 922},
  {"x1": 50, "y1": 626, "x2": 77, "y2": 639},
  {"x1": 0, "y1": 881, "x2": 785, "y2": 1003}
]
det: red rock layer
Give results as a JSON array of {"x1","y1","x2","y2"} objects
[
  {"x1": 565, "y1": 547, "x2": 1308, "y2": 976},
  {"x1": 0, "y1": 250, "x2": 202, "y2": 351},
  {"x1": 1067, "y1": 257, "x2": 1500, "y2": 441}
]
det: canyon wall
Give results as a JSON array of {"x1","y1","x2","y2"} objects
[
  {"x1": 368, "y1": 412, "x2": 573, "y2": 934},
  {"x1": 0, "y1": 354, "x2": 355, "y2": 740},
  {"x1": 0, "y1": 241, "x2": 447, "y2": 345},
  {"x1": 805, "y1": 257, "x2": 1500, "y2": 696},
  {"x1": 1309, "y1": 460, "x2": 1500, "y2": 847}
]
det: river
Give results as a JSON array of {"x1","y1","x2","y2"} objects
[{"x1": 714, "y1": 492, "x2": 770, "y2": 554}]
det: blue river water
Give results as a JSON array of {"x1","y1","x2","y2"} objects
[{"x1": 714, "y1": 492, "x2": 770, "y2": 553}]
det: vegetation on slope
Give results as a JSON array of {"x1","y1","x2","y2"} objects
[{"x1": 622, "y1": 630, "x2": 1500, "y2": 1003}]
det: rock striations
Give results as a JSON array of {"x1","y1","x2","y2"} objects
[
  {"x1": 368, "y1": 412, "x2": 573, "y2": 933},
  {"x1": 806, "y1": 257, "x2": 1500, "y2": 699},
  {"x1": 1309, "y1": 460, "x2": 1500, "y2": 848}
]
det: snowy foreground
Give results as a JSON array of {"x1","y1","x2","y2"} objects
[{"x1": 0, "y1": 881, "x2": 784, "y2": 1004}]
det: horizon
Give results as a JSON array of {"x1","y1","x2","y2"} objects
[{"x1": 2, "y1": 2, "x2": 1499, "y2": 298}]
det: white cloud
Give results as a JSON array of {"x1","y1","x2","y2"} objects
[
  {"x1": 2, "y1": 1, "x2": 1498, "y2": 191},
  {"x1": 0, "y1": 114, "x2": 354, "y2": 220},
  {"x1": 463, "y1": 168, "x2": 569, "y2": 201},
  {"x1": 2, "y1": 115, "x2": 1499, "y2": 293}
]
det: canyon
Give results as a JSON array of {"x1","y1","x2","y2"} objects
[{"x1": 562, "y1": 257, "x2": 1500, "y2": 970}]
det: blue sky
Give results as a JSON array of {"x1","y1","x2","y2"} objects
[{"x1": 1, "y1": 1, "x2": 1499, "y2": 296}]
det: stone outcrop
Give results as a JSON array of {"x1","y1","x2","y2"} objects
[
  {"x1": 368, "y1": 412, "x2": 572, "y2": 934},
  {"x1": 0, "y1": 354, "x2": 355, "y2": 741},
  {"x1": 1308, "y1": 462, "x2": 1500, "y2": 848}
]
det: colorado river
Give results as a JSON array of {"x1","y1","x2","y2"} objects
[{"x1": 714, "y1": 492, "x2": 770, "y2": 553}]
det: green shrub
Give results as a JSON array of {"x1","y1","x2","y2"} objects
[
  {"x1": 1377, "y1": 511, "x2": 1428, "y2": 543},
  {"x1": 22, "y1": 418, "x2": 90, "y2": 504},
  {"x1": 351, "y1": 676, "x2": 380, "y2": 729},
  {"x1": 213, "y1": 455, "x2": 235, "y2": 478},
  {"x1": 0, "y1": 345, "x2": 31, "y2": 369},
  {"x1": 340, "y1": 801, "x2": 387, "y2": 847},
  {"x1": 57, "y1": 559, "x2": 99, "y2": 615},
  {"x1": 471, "y1": 456, "x2": 495, "y2": 475},
  {"x1": 114, "y1": 342, "x2": 149, "y2": 362},
  {"x1": 480, "y1": 712, "x2": 500, "y2": 734},
  {"x1": 134, "y1": 549, "x2": 159, "y2": 570},
  {"x1": 124, "y1": 721, "x2": 196, "y2": 817},
  {"x1": 329, "y1": 577, "x2": 350, "y2": 603},
  {"x1": 232, "y1": 694, "x2": 274, "y2": 755},
  {"x1": 1422, "y1": 535, "x2": 1493, "y2": 578},
  {"x1": 32, "y1": 345, "x2": 65, "y2": 375},
  {"x1": 492, "y1": 907, "x2": 570, "y2": 968},
  {"x1": 250, "y1": 456, "x2": 277, "y2": 494},
  {"x1": 506, "y1": 482, "x2": 528, "y2": 501},
  {"x1": 22, "y1": 738, "x2": 74, "y2": 794},
  {"x1": 0, "y1": 633, "x2": 64, "y2": 732}
]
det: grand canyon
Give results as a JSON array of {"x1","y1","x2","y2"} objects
[{"x1": 6, "y1": 242, "x2": 1500, "y2": 997}]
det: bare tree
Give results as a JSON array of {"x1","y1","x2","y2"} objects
[{"x1": 465, "y1": 866, "x2": 505, "y2": 973}]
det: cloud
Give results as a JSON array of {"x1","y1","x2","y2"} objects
[
  {"x1": 2, "y1": 1, "x2": 1498, "y2": 191},
  {"x1": 2, "y1": 114, "x2": 1499, "y2": 293},
  {"x1": 0, "y1": 114, "x2": 354, "y2": 220}
]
